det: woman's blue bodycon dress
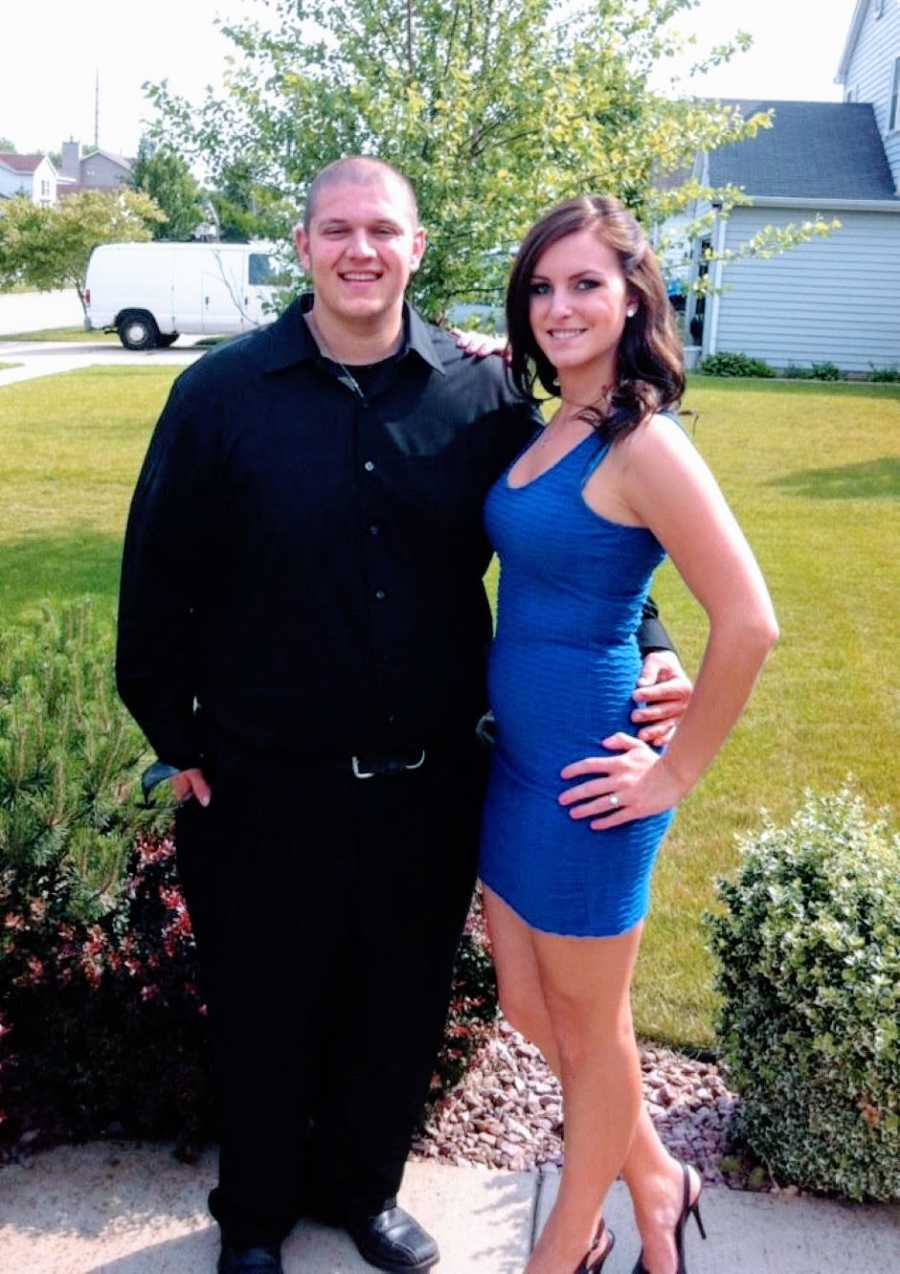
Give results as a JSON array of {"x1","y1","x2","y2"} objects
[{"x1": 479, "y1": 432, "x2": 676, "y2": 938}]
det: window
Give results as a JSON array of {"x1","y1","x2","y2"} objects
[
  {"x1": 248, "y1": 253, "x2": 291, "y2": 287},
  {"x1": 41, "y1": 179, "x2": 50, "y2": 197},
  {"x1": 891, "y1": 58, "x2": 900, "y2": 132}
]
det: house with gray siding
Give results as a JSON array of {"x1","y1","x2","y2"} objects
[
  {"x1": 679, "y1": 0, "x2": 900, "y2": 374},
  {"x1": 57, "y1": 140, "x2": 133, "y2": 198},
  {"x1": 838, "y1": 0, "x2": 900, "y2": 183}
]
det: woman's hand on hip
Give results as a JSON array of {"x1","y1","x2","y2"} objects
[{"x1": 558, "y1": 733, "x2": 684, "y2": 830}]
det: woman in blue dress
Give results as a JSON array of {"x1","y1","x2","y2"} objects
[{"x1": 479, "y1": 196, "x2": 778, "y2": 1274}]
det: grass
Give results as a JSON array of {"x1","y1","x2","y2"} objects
[
  {"x1": 0, "y1": 362, "x2": 21, "y2": 371},
  {"x1": 0, "y1": 326, "x2": 120, "y2": 343},
  {"x1": 0, "y1": 366, "x2": 176, "y2": 620},
  {"x1": 1, "y1": 370, "x2": 898, "y2": 1047}
]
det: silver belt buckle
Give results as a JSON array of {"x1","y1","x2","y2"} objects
[{"x1": 351, "y1": 749, "x2": 426, "y2": 779}]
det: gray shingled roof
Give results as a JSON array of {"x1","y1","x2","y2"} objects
[{"x1": 707, "y1": 100, "x2": 897, "y2": 201}]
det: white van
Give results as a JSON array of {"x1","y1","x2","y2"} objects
[{"x1": 84, "y1": 242, "x2": 289, "y2": 349}]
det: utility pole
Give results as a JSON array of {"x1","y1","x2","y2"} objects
[{"x1": 94, "y1": 69, "x2": 100, "y2": 150}]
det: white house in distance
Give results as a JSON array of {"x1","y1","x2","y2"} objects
[
  {"x1": 677, "y1": 0, "x2": 900, "y2": 374},
  {"x1": 0, "y1": 153, "x2": 58, "y2": 205},
  {"x1": 0, "y1": 140, "x2": 133, "y2": 206}
]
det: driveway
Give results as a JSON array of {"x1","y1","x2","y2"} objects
[{"x1": 0, "y1": 336, "x2": 208, "y2": 388}]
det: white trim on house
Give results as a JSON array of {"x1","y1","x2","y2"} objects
[
  {"x1": 836, "y1": 0, "x2": 870, "y2": 83},
  {"x1": 748, "y1": 195, "x2": 900, "y2": 211},
  {"x1": 705, "y1": 211, "x2": 728, "y2": 358},
  {"x1": 890, "y1": 56, "x2": 900, "y2": 132}
]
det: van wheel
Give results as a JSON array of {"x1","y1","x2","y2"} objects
[
  {"x1": 157, "y1": 333, "x2": 179, "y2": 348},
  {"x1": 117, "y1": 312, "x2": 160, "y2": 350}
]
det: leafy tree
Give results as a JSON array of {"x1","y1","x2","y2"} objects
[
  {"x1": 146, "y1": 0, "x2": 835, "y2": 320},
  {"x1": 131, "y1": 136, "x2": 207, "y2": 241},
  {"x1": 205, "y1": 157, "x2": 293, "y2": 243},
  {"x1": 0, "y1": 190, "x2": 165, "y2": 311},
  {"x1": 0, "y1": 136, "x2": 16, "y2": 152}
]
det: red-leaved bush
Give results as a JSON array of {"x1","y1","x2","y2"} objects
[{"x1": 1, "y1": 837, "x2": 498, "y2": 1159}]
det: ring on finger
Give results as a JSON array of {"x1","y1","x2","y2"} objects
[{"x1": 608, "y1": 793, "x2": 620, "y2": 808}]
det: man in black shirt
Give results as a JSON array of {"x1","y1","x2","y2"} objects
[{"x1": 117, "y1": 158, "x2": 689, "y2": 1274}]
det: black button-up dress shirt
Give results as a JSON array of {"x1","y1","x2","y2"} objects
[{"x1": 117, "y1": 296, "x2": 671, "y2": 772}]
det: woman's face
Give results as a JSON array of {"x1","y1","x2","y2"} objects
[{"x1": 528, "y1": 228, "x2": 632, "y2": 378}]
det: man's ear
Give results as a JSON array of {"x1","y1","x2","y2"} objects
[
  {"x1": 293, "y1": 224, "x2": 311, "y2": 273},
  {"x1": 409, "y1": 226, "x2": 427, "y2": 275}
]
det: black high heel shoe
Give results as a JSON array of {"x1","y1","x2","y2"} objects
[
  {"x1": 632, "y1": 1163, "x2": 706, "y2": 1274},
  {"x1": 574, "y1": 1219, "x2": 616, "y2": 1273}
]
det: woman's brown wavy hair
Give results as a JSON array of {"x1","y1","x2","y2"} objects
[{"x1": 506, "y1": 194, "x2": 684, "y2": 442}]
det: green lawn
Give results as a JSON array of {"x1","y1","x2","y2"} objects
[
  {"x1": 0, "y1": 326, "x2": 119, "y2": 342},
  {"x1": 1, "y1": 370, "x2": 898, "y2": 1047},
  {"x1": 0, "y1": 362, "x2": 21, "y2": 371}
]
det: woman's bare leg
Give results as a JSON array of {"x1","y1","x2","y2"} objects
[{"x1": 483, "y1": 887, "x2": 698, "y2": 1274}]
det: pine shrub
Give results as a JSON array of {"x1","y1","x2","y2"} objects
[{"x1": 707, "y1": 785, "x2": 900, "y2": 1201}]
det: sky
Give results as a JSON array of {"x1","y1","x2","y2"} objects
[{"x1": 2, "y1": 0, "x2": 853, "y2": 160}]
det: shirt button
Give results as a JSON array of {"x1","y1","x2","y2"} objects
[
  {"x1": 369, "y1": 524, "x2": 380, "y2": 536},
  {"x1": 375, "y1": 589, "x2": 386, "y2": 600},
  {"x1": 363, "y1": 460, "x2": 375, "y2": 472}
]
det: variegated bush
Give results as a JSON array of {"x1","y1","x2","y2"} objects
[{"x1": 707, "y1": 785, "x2": 900, "y2": 1201}]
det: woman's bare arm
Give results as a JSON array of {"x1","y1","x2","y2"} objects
[{"x1": 560, "y1": 415, "x2": 778, "y2": 829}]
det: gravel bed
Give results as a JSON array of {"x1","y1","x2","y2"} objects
[{"x1": 413, "y1": 1019, "x2": 739, "y2": 1186}]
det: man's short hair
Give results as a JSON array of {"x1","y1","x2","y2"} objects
[{"x1": 302, "y1": 156, "x2": 419, "y2": 231}]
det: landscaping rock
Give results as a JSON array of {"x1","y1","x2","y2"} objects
[{"x1": 413, "y1": 1019, "x2": 739, "y2": 1186}]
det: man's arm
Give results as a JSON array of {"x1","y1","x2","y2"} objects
[
  {"x1": 637, "y1": 595, "x2": 673, "y2": 656},
  {"x1": 116, "y1": 376, "x2": 217, "y2": 777}
]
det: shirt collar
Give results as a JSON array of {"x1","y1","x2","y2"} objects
[{"x1": 261, "y1": 292, "x2": 445, "y2": 377}]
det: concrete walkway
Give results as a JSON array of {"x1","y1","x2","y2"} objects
[
  {"x1": 2, "y1": 1143, "x2": 898, "y2": 1273},
  {"x1": 0, "y1": 337, "x2": 205, "y2": 389}
]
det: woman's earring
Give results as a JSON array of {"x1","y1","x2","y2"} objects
[{"x1": 626, "y1": 306, "x2": 638, "y2": 318}]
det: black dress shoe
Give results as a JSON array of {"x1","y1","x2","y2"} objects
[
  {"x1": 347, "y1": 1205, "x2": 439, "y2": 1273},
  {"x1": 217, "y1": 1241, "x2": 284, "y2": 1274}
]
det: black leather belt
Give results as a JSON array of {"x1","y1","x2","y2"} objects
[{"x1": 351, "y1": 748, "x2": 427, "y2": 779}]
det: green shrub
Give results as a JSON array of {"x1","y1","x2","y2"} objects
[
  {"x1": 782, "y1": 363, "x2": 810, "y2": 379},
  {"x1": 707, "y1": 785, "x2": 900, "y2": 1201},
  {"x1": 0, "y1": 600, "x2": 172, "y2": 923},
  {"x1": 809, "y1": 361, "x2": 842, "y2": 381},
  {"x1": 0, "y1": 603, "x2": 498, "y2": 1153},
  {"x1": 699, "y1": 352, "x2": 775, "y2": 378},
  {"x1": 868, "y1": 365, "x2": 900, "y2": 383}
]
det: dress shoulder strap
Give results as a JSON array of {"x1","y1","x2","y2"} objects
[
  {"x1": 579, "y1": 437, "x2": 612, "y2": 488},
  {"x1": 577, "y1": 408, "x2": 688, "y2": 488}
]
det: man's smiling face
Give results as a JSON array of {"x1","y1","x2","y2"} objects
[{"x1": 294, "y1": 174, "x2": 426, "y2": 331}]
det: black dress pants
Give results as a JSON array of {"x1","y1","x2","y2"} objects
[{"x1": 174, "y1": 730, "x2": 486, "y2": 1247}]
